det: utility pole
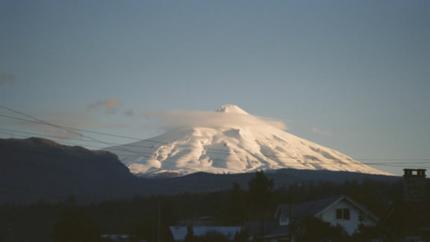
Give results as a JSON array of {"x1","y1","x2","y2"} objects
[
  {"x1": 157, "y1": 199, "x2": 161, "y2": 242},
  {"x1": 287, "y1": 188, "x2": 293, "y2": 242}
]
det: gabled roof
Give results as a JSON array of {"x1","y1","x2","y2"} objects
[
  {"x1": 276, "y1": 195, "x2": 379, "y2": 222},
  {"x1": 316, "y1": 196, "x2": 379, "y2": 221},
  {"x1": 276, "y1": 196, "x2": 342, "y2": 219}
]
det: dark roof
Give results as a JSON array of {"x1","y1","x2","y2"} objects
[{"x1": 277, "y1": 196, "x2": 342, "y2": 219}]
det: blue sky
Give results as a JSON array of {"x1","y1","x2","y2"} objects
[{"x1": 1, "y1": 0, "x2": 429, "y2": 174}]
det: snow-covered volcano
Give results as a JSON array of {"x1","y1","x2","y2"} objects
[{"x1": 106, "y1": 104, "x2": 386, "y2": 176}]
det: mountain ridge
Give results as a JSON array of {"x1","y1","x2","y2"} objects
[
  {"x1": 0, "y1": 137, "x2": 398, "y2": 204},
  {"x1": 0, "y1": 137, "x2": 138, "y2": 204}
]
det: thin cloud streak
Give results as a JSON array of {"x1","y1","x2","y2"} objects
[{"x1": 144, "y1": 110, "x2": 287, "y2": 131}]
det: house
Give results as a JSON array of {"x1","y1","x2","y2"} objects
[
  {"x1": 169, "y1": 225, "x2": 241, "y2": 241},
  {"x1": 403, "y1": 168, "x2": 427, "y2": 202},
  {"x1": 274, "y1": 195, "x2": 379, "y2": 236}
]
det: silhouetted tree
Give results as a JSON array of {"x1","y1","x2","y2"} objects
[
  {"x1": 184, "y1": 225, "x2": 195, "y2": 242},
  {"x1": 247, "y1": 171, "x2": 274, "y2": 238},
  {"x1": 53, "y1": 208, "x2": 100, "y2": 242},
  {"x1": 133, "y1": 219, "x2": 155, "y2": 242},
  {"x1": 248, "y1": 171, "x2": 274, "y2": 216},
  {"x1": 350, "y1": 224, "x2": 386, "y2": 242},
  {"x1": 294, "y1": 217, "x2": 346, "y2": 242},
  {"x1": 229, "y1": 182, "x2": 247, "y2": 223},
  {"x1": 234, "y1": 229, "x2": 249, "y2": 242}
]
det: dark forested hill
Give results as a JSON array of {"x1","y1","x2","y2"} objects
[
  {"x1": 0, "y1": 137, "x2": 400, "y2": 204},
  {"x1": 0, "y1": 137, "x2": 139, "y2": 204}
]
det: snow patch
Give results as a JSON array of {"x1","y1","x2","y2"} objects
[{"x1": 106, "y1": 105, "x2": 388, "y2": 176}]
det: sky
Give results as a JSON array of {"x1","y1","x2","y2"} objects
[{"x1": 1, "y1": 0, "x2": 429, "y2": 175}]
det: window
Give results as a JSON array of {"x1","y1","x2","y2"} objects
[
  {"x1": 336, "y1": 208, "x2": 350, "y2": 220},
  {"x1": 344, "y1": 208, "x2": 350, "y2": 219}
]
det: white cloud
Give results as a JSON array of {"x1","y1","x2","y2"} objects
[{"x1": 144, "y1": 109, "x2": 287, "y2": 131}]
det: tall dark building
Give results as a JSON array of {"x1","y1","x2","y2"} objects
[{"x1": 403, "y1": 169, "x2": 427, "y2": 202}]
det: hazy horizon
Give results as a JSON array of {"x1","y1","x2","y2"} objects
[{"x1": 1, "y1": 0, "x2": 429, "y2": 175}]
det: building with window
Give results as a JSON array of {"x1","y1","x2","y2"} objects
[
  {"x1": 274, "y1": 195, "x2": 379, "y2": 236},
  {"x1": 403, "y1": 168, "x2": 427, "y2": 202}
]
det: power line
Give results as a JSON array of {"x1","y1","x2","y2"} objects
[
  {"x1": 0, "y1": 107, "x2": 141, "y2": 141},
  {"x1": 2, "y1": 128, "x2": 429, "y2": 167},
  {"x1": 2, "y1": 129, "x2": 424, "y2": 170},
  {"x1": 1, "y1": 106, "x2": 429, "y2": 161},
  {"x1": 1, "y1": 116, "x2": 430, "y2": 165},
  {"x1": 1, "y1": 123, "x2": 429, "y2": 164},
  {"x1": 1, "y1": 105, "x2": 430, "y2": 168},
  {"x1": 1, "y1": 130, "x2": 429, "y2": 173},
  {"x1": 0, "y1": 112, "x2": 153, "y2": 156}
]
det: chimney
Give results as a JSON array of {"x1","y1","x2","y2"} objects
[{"x1": 403, "y1": 169, "x2": 427, "y2": 202}]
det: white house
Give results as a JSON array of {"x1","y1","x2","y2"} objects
[{"x1": 274, "y1": 195, "x2": 379, "y2": 236}]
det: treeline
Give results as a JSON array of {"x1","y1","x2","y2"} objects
[{"x1": 0, "y1": 172, "x2": 428, "y2": 242}]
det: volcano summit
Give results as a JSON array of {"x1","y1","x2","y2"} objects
[{"x1": 106, "y1": 105, "x2": 386, "y2": 176}]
